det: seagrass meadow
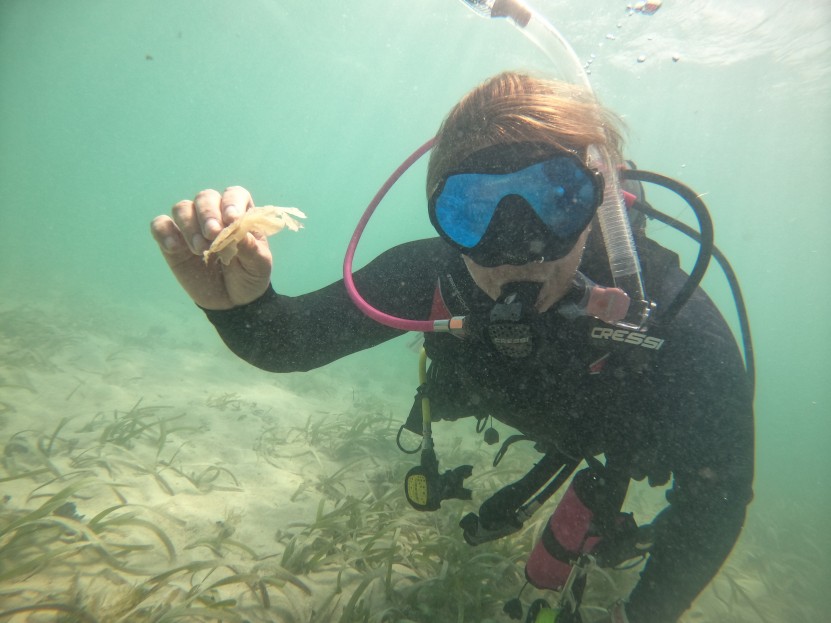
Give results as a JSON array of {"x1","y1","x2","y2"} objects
[{"x1": 0, "y1": 297, "x2": 825, "y2": 622}]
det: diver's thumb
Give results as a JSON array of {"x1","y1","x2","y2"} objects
[{"x1": 234, "y1": 232, "x2": 273, "y2": 277}]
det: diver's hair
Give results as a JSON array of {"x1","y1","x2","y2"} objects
[{"x1": 427, "y1": 71, "x2": 625, "y2": 197}]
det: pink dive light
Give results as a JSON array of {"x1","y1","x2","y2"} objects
[{"x1": 343, "y1": 137, "x2": 464, "y2": 334}]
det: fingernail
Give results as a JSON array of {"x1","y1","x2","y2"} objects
[
  {"x1": 163, "y1": 236, "x2": 178, "y2": 251},
  {"x1": 225, "y1": 204, "x2": 240, "y2": 219},
  {"x1": 204, "y1": 217, "x2": 221, "y2": 236},
  {"x1": 192, "y1": 233, "x2": 206, "y2": 252}
]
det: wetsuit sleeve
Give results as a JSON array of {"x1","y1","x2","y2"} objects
[
  {"x1": 625, "y1": 291, "x2": 755, "y2": 623},
  {"x1": 202, "y1": 240, "x2": 439, "y2": 372}
]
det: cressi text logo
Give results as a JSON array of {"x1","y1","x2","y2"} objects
[{"x1": 591, "y1": 327, "x2": 665, "y2": 350}]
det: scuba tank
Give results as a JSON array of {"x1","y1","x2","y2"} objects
[{"x1": 525, "y1": 466, "x2": 629, "y2": 590}]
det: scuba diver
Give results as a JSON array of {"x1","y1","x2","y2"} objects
[{"x1": 150, "y1": 71, "x2": 754, "y2": 622}]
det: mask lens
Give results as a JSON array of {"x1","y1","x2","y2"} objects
[
  {"x1": 535, "y1": 157, "x2": 599, "y2": 237},
  {"x1": 433, "y1": 173, "x2": 505, "y2": 248},
  {"x1": 430, "y1": 153, "x2": 601, "y2": 253}
]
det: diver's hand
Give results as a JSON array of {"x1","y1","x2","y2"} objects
[{"x1": 150, "y1": 186, "x2": 273, "y2": 310}]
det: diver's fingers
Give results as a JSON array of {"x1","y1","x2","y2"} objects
[
  {"x1": 192, "y1": 188, "x2": 225, "y2": 243},
  {"x1": 151, "y1": 213, "x2": 235, "y2": 309},
  {"x1": 220, "y1": 186, "x2": 256, "y2": 223},
  {"x1": 170, "y1": 197, "x2": 206, "y2": 254},
  {"x1": 150, "y1": 215, "x2": 197, "y2": 263}
]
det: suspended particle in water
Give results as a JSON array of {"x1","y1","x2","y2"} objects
[
  {"x1": 637, "y1": 54, "x2": 647, "y2": 63},
  {"x1": 672, "y1": 53, "x2": 681, "y2": 62},
  {"x1": 606, "y1": 33, "x2": 617, "y2": 40}
]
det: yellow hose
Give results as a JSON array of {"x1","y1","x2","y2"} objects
[{"x1": 418, "y1": 348, "x2": 432, "y2": 440}]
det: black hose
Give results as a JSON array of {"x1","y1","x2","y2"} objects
[
  {"x1": 621, "y1": 170, "x2": 755, "y2": 394},
  {"x1": 622, "y1": 170, "x2": 714, "y2": 324}
]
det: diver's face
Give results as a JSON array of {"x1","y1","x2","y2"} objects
[{"x1": 463, "y1": 226, "x2": 589, "y2": 313}]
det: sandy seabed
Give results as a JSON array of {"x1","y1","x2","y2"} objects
[{"x1": 0, "y1": 295, "x2": 823, "y2": 623}]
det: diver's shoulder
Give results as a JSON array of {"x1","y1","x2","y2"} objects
[
  {"x1": 381, "y1": 237, "x2": 459, "y2": 264},
  {"x1": 638, "y1": 238, "x2": 740, "y2": 351}
]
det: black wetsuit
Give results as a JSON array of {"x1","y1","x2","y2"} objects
[{"x1": 205, "y1": 235, "x2": 754, "y2": 623}]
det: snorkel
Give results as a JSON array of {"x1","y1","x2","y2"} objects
[
  {"x1": 458, "y1": 0, "x2": 652, "y2": 330},
  {"x1": 343, "y1": 0, "x2": 653, "y2": 333}
]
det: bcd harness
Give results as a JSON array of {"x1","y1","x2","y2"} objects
[
  {"x1": 399, "y1": 310, "x2": 662, "y2": 558},
  {"x1": 398, "y1": 177, "x2": 686, "y2": 545}
]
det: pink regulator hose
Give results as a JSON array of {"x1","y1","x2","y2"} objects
[{"x1": 342, "y1": 137, "x2": 436, "y2": 332}]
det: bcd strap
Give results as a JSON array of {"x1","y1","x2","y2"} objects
[
  {"x1": 478, "y1": 452, "x2": 571, "y2": 530},
  {"x1": 493, "y1": 434, "x2": 533, "y2": 466}
]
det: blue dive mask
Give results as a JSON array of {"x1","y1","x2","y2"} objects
[{"x1": 428, "y1": 143, "x2": 603, "y2": 267}]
